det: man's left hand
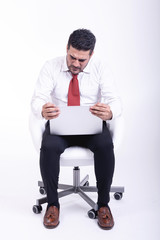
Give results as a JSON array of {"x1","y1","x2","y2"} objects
[{"x1": 90, "y1": 103, "x2": 113, "y2": 121}]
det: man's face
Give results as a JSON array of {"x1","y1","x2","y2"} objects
[{"x1": 66, "y1": 45, "x2": 93, "y2": 75}]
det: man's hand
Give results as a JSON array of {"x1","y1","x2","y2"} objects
[
  {"x1": 90, "y1": 103, "x2": 113, "y2": 121},
  {"x1": 42, "y1": 103, "x2": 60, "y2": 120}
]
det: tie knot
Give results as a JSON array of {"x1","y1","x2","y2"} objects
[{"x1": 72, "y1": 74, "x2": 78, "y2": 80}]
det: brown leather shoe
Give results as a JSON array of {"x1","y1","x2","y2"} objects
[
  {"x1": 97, "y1": 206, "x2": 114, "y2": 230},
  {"x1": 43, "y1": 206, "x2": 59, "y2": 229}
]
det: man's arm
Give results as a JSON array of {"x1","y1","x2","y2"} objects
[
  {"x1": 99, "y1": 62, "x2": 122, "y2": 119},
  {"x1": 31, "y1": 61, "x2": 56, "y2": 119}
]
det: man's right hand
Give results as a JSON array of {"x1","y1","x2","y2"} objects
[{"x1": 42, "y1": 103, "x2": 60, "y2": 120}]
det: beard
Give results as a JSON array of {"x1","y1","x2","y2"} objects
[{"x1": 68, "y1": 65, "x2": 82, "y2": 74}]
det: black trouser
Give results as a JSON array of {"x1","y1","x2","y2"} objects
[{"x1": 40, "y1": 121, "x2": 115, "y2": 209}]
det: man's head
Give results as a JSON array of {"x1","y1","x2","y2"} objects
[{"x1": 66, "y1": 29, "x2": 96, "y2": 75}]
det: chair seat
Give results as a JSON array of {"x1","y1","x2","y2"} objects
[{"x1": 60, "y1": 146, "x2": 94, "y2": 166}]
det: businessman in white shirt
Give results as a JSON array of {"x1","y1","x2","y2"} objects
[{"x1": 31, "y1": 29, "x2": 122, "y2": 230}]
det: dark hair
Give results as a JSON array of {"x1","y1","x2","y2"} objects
[{"x1": 68, "y1": 29, "x2": 96, "y2": 55}]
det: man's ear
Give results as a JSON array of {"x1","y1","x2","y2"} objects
[
  {"x1": 90, "y1": 51, "x2": 94, "y2": 58},
  {"x1": 66, "y1": 44, "x2": 69, "y2": 52}
]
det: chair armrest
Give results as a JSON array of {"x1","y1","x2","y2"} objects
[
  {"x1": 29, "y1": 112, "x2": 47, "y2": 152},
  {"x1": 106, "y1": 115, "x2": 124, "y2": 151}
]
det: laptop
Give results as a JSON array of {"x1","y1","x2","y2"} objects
[{"x1": 49, "y1": 106, "x2": 102, "y2": 135}]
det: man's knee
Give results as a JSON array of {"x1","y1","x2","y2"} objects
[
  {"x1": 41, "y1": 135, "x2": 65, "y2": 154},
  {"x1": 95, "y1": 137, "x2": 113, "y2": 152}
]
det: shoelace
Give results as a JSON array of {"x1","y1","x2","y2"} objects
[
  {"x1": 47, "y1": 209, "x2": 58, "y2": 218},
  {"x1": 100, "y1": 208, "x2": 111, "y2": 220},
  {"x1": 101, "y1": 213, "x2": 111, "y2": 220}
]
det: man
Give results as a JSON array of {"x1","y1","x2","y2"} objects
[{"x1": 31, "y1": 29, "x2": 122, "y2": 230}]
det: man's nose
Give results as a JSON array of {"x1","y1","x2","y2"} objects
[{"x1": 73, "y1": 59, "x2": 80, "y2": 67}]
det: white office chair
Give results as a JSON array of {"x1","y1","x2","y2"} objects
[{"x1": 29, "y1": 112, "x2": 124, "y2": 219}]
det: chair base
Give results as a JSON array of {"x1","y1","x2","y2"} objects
[{"x1": 33, "y1": 167, "x2": 124, "y2": 214}]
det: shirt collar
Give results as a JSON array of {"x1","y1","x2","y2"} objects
[
  {"x1": 61, "y1": 56, "x2": 69, "y2": 72},
  {"x1": 61, "y1": 56, "x2": 91, "y2": 74}
]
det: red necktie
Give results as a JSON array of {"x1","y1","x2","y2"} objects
[{"x1": 68, "y1": 74, "x2": 80, "y2": 106}]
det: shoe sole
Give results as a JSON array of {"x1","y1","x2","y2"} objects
[
  {"x1": 44, "y1": 221, "x2": 60, "y2": 229},
  {"x1": 98, "y1": 222, "x2": 114, "y2": 230}
]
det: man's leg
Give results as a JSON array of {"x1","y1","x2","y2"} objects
[
  {"x1": 79, "y1": 124, "x2": 115, "y2": 207},
  {"x1": 40, "y1": 122, "x2": 71, "y2": 228},
  {"x1": 78, "y1": 123, "x2": 115, "y2": 229},
  {"x1": 40, "y1": 122, "x2": 70, "y2": 209}
]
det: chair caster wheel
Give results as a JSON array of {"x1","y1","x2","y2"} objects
[
  {"x1": 33, "y1": 205, "x2": 42, "y2": 214},
  {"x1": 114, "y1": 192, "x2": 123, "y2": 200},
  {"x1": 39, "y1": 187, "x2": 46, "y2": 195},
  {"x1": 88, "y1": 209, "x2": 97, "y2": 219},
  {"x1": 83, "y1": 181, "x2": 89, "y2": 186}
]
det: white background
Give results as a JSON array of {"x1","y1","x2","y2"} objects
[{"x1": 0, "y1": 0, "x2": 160, "y2": 239}]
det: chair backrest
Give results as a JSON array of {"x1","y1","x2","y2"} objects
[{"x1": 29, "y1": 111, "x2": 124, "y2": 153}]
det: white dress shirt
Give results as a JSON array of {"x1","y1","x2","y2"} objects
[{"x1": 31, "y1": 56, "x2": 122, "y2": 120}]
